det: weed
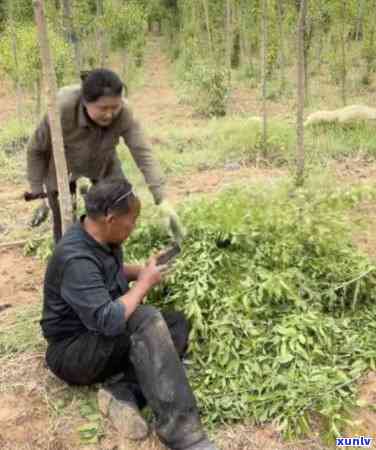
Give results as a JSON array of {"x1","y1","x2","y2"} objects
[{"x1": 0, "y1": 303, "x2": 45, "y2": 356}]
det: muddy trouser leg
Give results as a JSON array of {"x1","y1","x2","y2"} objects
[
  {"x1": 100, "y1": 309, "x2": 193, "y2": 411},
  {"x1": 47, "y1": 182, "x2": 77, "y2": 244},
  {"x1": 96, "y1": 306, "x2": 205, "y2": 449},
  {"x1": 126, "y1": 306, "x2": 205, "y2": 450}
]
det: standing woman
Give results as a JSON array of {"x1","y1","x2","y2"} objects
[{"x1": 26, "y1": 68, "x2": 182, "y2": 242}]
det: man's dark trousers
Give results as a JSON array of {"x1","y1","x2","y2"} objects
[{"x1": 45, "y1": 306, "x2": 205, "y2": 450}]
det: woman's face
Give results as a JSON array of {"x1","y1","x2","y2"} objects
[{"x1": 85, "y1": 95, "x2": 123, "y2": 127}]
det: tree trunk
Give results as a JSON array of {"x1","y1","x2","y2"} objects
[
  {"x1": 61, "y1": 0, "x2": 72, "y2": 40},
  {"x1": 340, "y1": 0, "x2": 347, "y2": 106},
  {"x1": 202, "y1": 0, "x2": 213, "y2": 56},
  {"x1": 276, "y1": 0, "x2": 286, "y2": 91},
  {"x1": 237, "y1": 2, "x2": 245, "y2": 66},
  {"x1": 96, "y1": 0, "x2": 107, "y2": 67},
  {"x1": 8, "y1": 0, "x2": 22, "y2": 118},
  {"x1": 61, "y1": 0, "x2": 81, "y2": 76},
  {"x1": 303, "y1": 15, "x2": 312, "y2": 104},
  {"x1": 240, "y1": 1, "x2": 251, "y2": 65},
  {"x1": 261, "y1": 0, "x2": 268, "y2": 160},
  {"x1": 355, "y1": 0, "x2": 366, "y2": 41},
  {"x1": 315, "y1": 3, "x2": 323, "y2": 75},
  {"x1": 33, "y1": 0, "x2": 73, "y2": 233},
  {"x1": 362, "y1": 0, "x2": 376, "y2": 82},
  {"x1": 296, "y1": 0, "x2": 307, "y2": 187},
  {"x1": 225, "y1": 0, "x2": 233, "y2": 77}
]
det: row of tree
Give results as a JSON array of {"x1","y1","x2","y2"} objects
[
  {"x1": 2, "y1": 0, "x2": 376, "y2": 120},
  {"x1": 152, "y1": 0, "x2": 376, "y2": 108},
  {"x1": 0, "y1": 0, "x2": 150, "y2": 120}
]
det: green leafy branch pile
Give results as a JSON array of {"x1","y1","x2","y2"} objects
[{"x1": 126, "y1": 183, "x2": 376, "y2": 438}]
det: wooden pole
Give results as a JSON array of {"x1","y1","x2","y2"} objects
[{"x1": 33, "y1": 0, "x2": 72, "y2": 234}]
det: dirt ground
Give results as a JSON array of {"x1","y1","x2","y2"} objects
[{"x1": 1, "y1": 36, "x2": 376, "y2": 450}]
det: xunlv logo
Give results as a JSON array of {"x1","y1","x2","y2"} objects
[{"x1": 336, "y1": 437, "x2": 373, "y2": 447}]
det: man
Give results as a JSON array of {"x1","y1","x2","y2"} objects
[
  {"x1": 41, "y1": 178, "x2": 218, "y2": 450},
  {"x1": 26, "y1": 68, "x2": 182, "y2": 242}
]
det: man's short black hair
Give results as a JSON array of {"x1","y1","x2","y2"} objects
[
  {"x1": 85, "y1": 178, "x2": 139, "y2": 219},
  {"x1": 82, "y1": 69, "x2": 123, "y2": 103}
]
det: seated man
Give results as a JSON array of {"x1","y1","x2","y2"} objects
[{"x1": 40, "y1": 179, "x2": 217, "y2": 450}]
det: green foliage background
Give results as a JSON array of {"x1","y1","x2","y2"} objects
[{"x1": 0, "y1": 22, "x2": 73, "y2": 88}]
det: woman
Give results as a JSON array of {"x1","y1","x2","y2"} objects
[{"x1": 26, "y1": 68, "x2": 182, "y2": 242}]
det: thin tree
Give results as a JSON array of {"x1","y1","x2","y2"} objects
[
  {"x1": 276, "y1": 0, "x2": 286, "y2": 92},
  {"x1": 296, "y1": 0, "x2": 307, "y2": 187},
  {"x1": 239, "y1": 0, "x2": 251, "y2": 66},
  {"x1": 8, "y1": 0, "x2": 22, "y2": 118},
  {"x1": 225, "y1": 0, "x2": 233, "y2": 78},
  {"x1": 260, "y1": 0, "x2": 268, "y2": 160},
  {"x1": 362, "y1": 0, "x2": 376, "y2": 84},
  {"x1": 61, "y1": 0, "x2": 81, "y2": 75},
  {"x1": 355, "y1": 0, "x2": 366, "y2": 41},
  {"x1": 339, "y1": 0, "x2": 347, "y2": 106},
  {"x1": 96, "y1": 0, "x2": 106, "y2": 67},
  {"x1": 303, "y1": 14, "x2": 313, "y2": 103},
  {"x1": 33, "y1": 0, "x2": 72, "y2": 233},
  {"x1": 202, "y1": 0, "x2": 213, "y2": 56}
]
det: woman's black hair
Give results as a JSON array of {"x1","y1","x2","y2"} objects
[
  {"x1": 85, "y1": 178, "x2": 139, "y2": 219},
  {"x1": 81, "y1": 69, "x2": 124, "y2": 103}
]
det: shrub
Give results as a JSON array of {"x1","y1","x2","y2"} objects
[
  {"x1": 125, "y1": 184, "x2": 376, "y2": 438},
  {"x1": 0, "y1": 22, "x2": 73, "y2": 90},
  {"x1": 177, "y1": 58, "x2": 229, "y2": 117}
]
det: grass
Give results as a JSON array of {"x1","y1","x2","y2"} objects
[
  {"x1": 116, "y1": 116, "x2": 376, "y2": 183},
  {"x1": 0, "y1": 302, "x2": 45, "y2": 356},
  {"x1": 117, "y1": 116, "x2": 296, "y2": 177},
  {"x1": 0, "y1": 117, "x2": 32, "y2": 183},
  {"x1": 309, "y1": 123, "x2": 376, "y2": 161}
]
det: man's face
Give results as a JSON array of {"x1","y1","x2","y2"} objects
[
  {"x1": 105, "y1": 207, "x2": 140, "y2": 245},
  {"x1": 85, "y1": 95, "x2": 123, "y2": 127}
]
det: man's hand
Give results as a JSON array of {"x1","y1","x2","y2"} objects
[
  {"x1": 121, "y1": 256, "x2": 167, "y2": 319},
  {"x1": 159, "y1": 200, "x2": 186, "y2": 243},
  {"x1": 138, "y1": 256, "x2": 166, "y2": 290}
]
